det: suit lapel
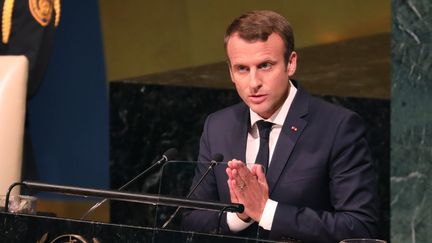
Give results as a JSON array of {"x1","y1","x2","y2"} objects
[
  {"x1": 267, "y1": 86, "x2": 310, "y2": 195},
  {"x1": 230, "y1": 104, "x2": 249, "y2": 163}
]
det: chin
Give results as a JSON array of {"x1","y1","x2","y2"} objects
[{"x1": 252, "y1": 108, "x2": 271, "y2": 118}]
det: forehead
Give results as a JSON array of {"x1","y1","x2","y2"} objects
[{"x1": 226, "y1": 33, "x2": 285, "y2": 65}]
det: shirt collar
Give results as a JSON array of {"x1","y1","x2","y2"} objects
[{"x1": 250, "y1": 80, "x2": 297, "y2": 128}]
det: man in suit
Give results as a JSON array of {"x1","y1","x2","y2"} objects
[{"x1": 182, "y1": 10, "x2": 379, "y2": 243}]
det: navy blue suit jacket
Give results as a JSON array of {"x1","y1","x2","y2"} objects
[{"x1": 183, "y1": 82, "x2": 379, "y2": 243}]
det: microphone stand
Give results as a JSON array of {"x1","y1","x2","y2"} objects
[
  {"x1": 161, "y1": 160, "x2": 219, "y2": 229},
  {"x1": 81, "y1": 148, "x2": 177, "y2": 220},
  {"x1": 80, "y1": 159, "x2": 162, "y2": 220}
]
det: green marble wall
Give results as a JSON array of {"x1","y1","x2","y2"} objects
[{"x1": 391, "y1": 0, "x2": 432, "y2": 242}]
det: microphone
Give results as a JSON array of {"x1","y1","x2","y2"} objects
[
  {"x1": 80, "y1": 148, "x2": 178, "y2": 220},
  {"x1": 161, "y1": 153, "x2": 224, "y2": 229}
]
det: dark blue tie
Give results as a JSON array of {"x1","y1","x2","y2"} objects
[{"x1": 255, "y1": 120, "x2": 273, "y2": 173}]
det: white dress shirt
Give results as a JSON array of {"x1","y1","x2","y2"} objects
[{"x1": 227, "y1": 81, "x2": 298, "y2": 232}]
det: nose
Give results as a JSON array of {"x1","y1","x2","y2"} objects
[{"x1": 249, "y1": 69, "x2": 262, "y2": 91}]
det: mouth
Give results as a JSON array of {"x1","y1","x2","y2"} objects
[{"x1": 249, "y1": 94, "x2": 267, "y2": 104}]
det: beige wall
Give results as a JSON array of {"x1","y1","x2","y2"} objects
[{"x1": 99, "y1": 1, "x2": 390, "y2": 81}]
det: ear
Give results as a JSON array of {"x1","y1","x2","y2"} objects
[{"x1": 287, "y1": 51, "x2": 297, "y2": 77}]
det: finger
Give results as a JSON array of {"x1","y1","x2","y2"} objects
[
  {"x1": 231, "y1": 169, "x2": 244, "y2": 186},
  {"x1": 254, "y1": 165, "x2": 269, "y2": 193},
  {"x1": 229, "y1": 179, "x2": 250, "y2": 220},
  {"x1": 226, "y1": 167, "x2": 233, "y2": 179},
  {"x1": 228, "y1": 159, "x2": 243, "y2": 169},
  {"x1": 255, "y1": 164, "x2": 266, "y2": 184},
  {"x1": 232, "y1": 168, "x2": 249, "y2": 187},
  {"x1": 250, "y1": 163, "x2": 261, "y2": 174},
  {"x1": 232, "y1": 179, "x2": 245, "y2": 196},
  {"x1": 227, "y1": 179, "x2": 238, "y2": 202},
  {"x1": 236, "y1": 164, "x2": 254, "y2": 183}
]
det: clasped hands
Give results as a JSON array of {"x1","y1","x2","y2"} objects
[{"x1": 226, "y1": 159, "x2": 269, "y2": 222}]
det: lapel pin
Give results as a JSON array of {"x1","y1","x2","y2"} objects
[{"x1": 291, "y1": 126, "x2": 298, "y2": 132}]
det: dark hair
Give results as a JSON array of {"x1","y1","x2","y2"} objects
[{"x1": 224, "y1": 10, "x2": 295, "y2": 65}]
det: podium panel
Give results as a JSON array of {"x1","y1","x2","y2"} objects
[{"x1": 0, "y1": 212, "x2": 284, "y2": 243}]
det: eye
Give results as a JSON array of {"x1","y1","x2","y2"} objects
[
  {"x1": 259, "y1": 62, "x2": 272, "y2": 70},
  {"x1": 236, "y1": 65, "x2": 249, "y2": 73}
]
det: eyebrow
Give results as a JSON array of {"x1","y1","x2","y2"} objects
[
  {"x1": 231, "y1": 63, "x2": 247, "y2": 70},
  {"x1": 259, "y1": 60, "x2": 276, "y2": 65},
  {"x1": 230, "y1": 56, "x2": 278, "y2": 68}
]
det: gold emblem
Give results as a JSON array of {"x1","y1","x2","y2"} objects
[
  {"x1": 1, "y1": 0, "x2": 14, "y2": 44},
  {"x1": 29, "y1": 0, "x2": 54, "y2": 27},
  {"x1": 37, "y1": 233, "x2": 100, "y2": 243},
  {"x1": 53, "y1": 0, "x2": 61, "y2": 26},
  {"x1": 2, "y1": 0, "x2": 60, "y2": 44}
]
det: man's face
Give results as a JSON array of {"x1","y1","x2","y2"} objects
[{"x1": 227, "y1": 33, "x2": 297, "y2": 119}]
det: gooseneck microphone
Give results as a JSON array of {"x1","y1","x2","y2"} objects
[
  {"x1": 80, "y1": 148, "x2": 178, "y2": 220},
  {"x1": 161, "y1": 153, "x2": 224, "y2": 229}
]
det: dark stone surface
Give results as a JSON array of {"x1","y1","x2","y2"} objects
[
  {"x1": 109, "y1": 82, "x2": 389, "y2": 240},
  {"x1": 391, "y1": 0, "x2": 432, "y2": 242},
  {"x1": 109, "y1": 83, "x2": 240, "y2": 228}
]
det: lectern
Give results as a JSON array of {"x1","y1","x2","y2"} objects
[
  {"x1": 0, "y1": 180, "x2": 286, "y2": 243},
  {"x1": 0, "y1": 212, "x2": 289, "y2": 242}
]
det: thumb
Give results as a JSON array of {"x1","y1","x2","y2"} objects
[{"x1": 255, "y1": 164, "x2": 267, "y2": 185}]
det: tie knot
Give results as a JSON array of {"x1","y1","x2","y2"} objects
[{"x1": 256, "y1": 120, "x2": 273, "y2": 139}]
